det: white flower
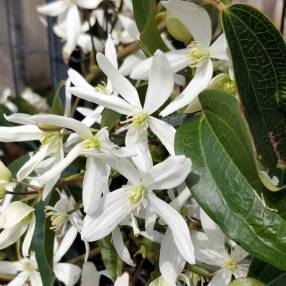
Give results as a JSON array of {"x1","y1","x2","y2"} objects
[
  {"x1": 192, "y1": 209, "x2": 249, "y2": 286},
  {"x1": 37, "y1": 0, "x2": 104, "y2": 60},
  {"x1": 21, "y1": 88, "x2": 49, "y2": 112},
  {"x1": 130, "y1": 0, "x2": 228, "y2": 116},
  {"x1": 70, "y1": 50, "x2": 176, "y2": 171},
  {"x1": 114, "y1": 272, "x2": 129, "y2": 286},
  {"x1": 0, "y1": 252, "x2": 42, "y2": 286},
  {"x1": 82, "y1": 155, "x2": 195, "y2": 265},
  {"x1": 0, "y1": 201, "x2": 35, "y2": 257},
  {"x1": 32, "y1": 114, "x2": 132, "y2": 214}
]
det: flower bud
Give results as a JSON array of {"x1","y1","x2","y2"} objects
[
  {"x1": 0, "y1": 186, "x2": 6, "y2": 199},
  {"x1": 209, "y1": 73, "x2": 237, "y2": 96},
  {"x1": 166, "y1": 14, "x2": 192, "y2": 44},
  {"x1": 0, "y1": 161, "x2": 12, "y2": 186}
]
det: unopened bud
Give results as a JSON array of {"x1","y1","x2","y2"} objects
[
  {"x1": 0, "y1": 161, "x2": 12, "y2": 186},
  {"x1": 209, "y1": 73, "x2": 237, "y2": 96},
  {"x1": 166, "y1": 15, "x2": 192, "y2": 44}
]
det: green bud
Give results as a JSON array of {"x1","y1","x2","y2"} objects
[
  {"x1": 166, "y1": 15, "x2": 192, "y2": 44},
  {"x1": 0, "y1": 161, "x2": 12, "y2": 186},
  {"x1": 209, "y1": 73, "x2": 237, "y2": 96},
  {"x1": 229, "y1": 278, "x2": 265, "y2": 286}
]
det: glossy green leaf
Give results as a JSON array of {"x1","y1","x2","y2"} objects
[
  {"x1": 31, "y1": 192, "x2": 59, "y2": 286},
  {"x1": 99, "y1": 236, "x2": 120, "y2": 280},
  {"x1": 101, "y1": 109, "x2": 121, "y2": 131},
  {"x1": 249, "y1": 258, "x2": 286, "y2": 285},
  {"x1": 221, "y1": 4, "x2": 286, "y2": 183},
  {"x1": 175, "y1": 90, "x2": 286, "y2": 270},
  {"x1": 229, "y1": 278, "x2": 265, "y2": 286},
  {"x1": 132, "y1": 0, "x2": 168, "y2": 55}
]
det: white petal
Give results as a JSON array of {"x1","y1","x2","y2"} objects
[
  {"x1": 143, "y1": 51, "x2": 174, "y2": 114},
  {"x1": 159, "y1": 229, "x2": 185, "y2": 284},
  {"x1": 210, "y1": 34, "x2": 228, "y2": 61},
  {"x1": 140, "y1": 230, "x2": 163, "y2": 244},
  {"x1": 22, "y1": 215, "x2": 36, "y2": 257},
  {"x1": 0, "y1": 223, "x2": 27, "y2": 250},
  {"x1": 83, "y1": 158, "x2": 110, "y2": 214},
  {"x1": 208, "y1": 270, "x2": 232, "y2": 286},
  {"x1": 8, "y1": 272, "x2": 29, "y2": 286},
  {"x1": 170, "y1": 187, "x2": 191, "y2": 211},
  {"x1": 4, "y1": 113, "x2": 35, "y2": 125},
  {"x1": 162, "y1": 0, "x2": 212, "y2": 46},
  {"x1": 148, "y1": 117, "x2": 175, "y2": 155},
  {"x1": 63, "y1": 6, "x2": 81, "y2": 59},
  {"x1": 65, "y1": 78, "x2": 72, "y2": 117},
  {"x1": 81, "y1": 262, "x2": 101, "y2": 286},
  {"x1": 114, "y1": 273, "x2": 129, "y2": 286},
  {"x1": 70, "y1": 87, "x2": 134, "y2": 115},
  {"x1": 148, "y1": 193, "x2": 195, "y2": 264},
  {"x1": 118, "y1": 15, "x2": 139, "y2": 40},
  {"x1": 82, "y1": 187, "x2": 132, "y2": 241},
  {"x1": 125, "y1": 126, "x2": 153, "y2": 173},
  {"x1": 68, "y1": 69, "x2": 94, "y2": 92},
  {"x1": 32, "y1": 114, "x2": 92, "y2": 139},
  {"x1": 0, "y1": 261, "x2": 20, "y2": 274},
  {"x1": 54, "y1": 225, "x2": 78, "y2": 263},
  {"x1": 112, "y1": 227, "x2": 135, "y2": 266},
  {"x1": 37, "y1": 144, "x2": 82, "y2": 184},
  {"x1": 143, "y1": 156, "x2": 191, "y2": 190},
  {"x1": 0, "y1": 201, "x2": 34, "y2": 228},
  {"x1": 145, "y1": 204, "x2": 157, "y2": 235},
  {"x1": 200, "y1": 208, "x2": 225, "y2": 245},
  {"x1": 105, "y1": 35, "x2": 118, "y2": 69},
  {"x1": 96, "y1": 53, "x2": 141, "y2": 107},
  {"x1": 29, "y1": 271, "x2": 43, "y2": 286},
  {"x1": 119, "y1": 51, "x2": 146, "y2": 76},
  {"x1": 160, "y1": 59, "x2": 213, "y2": 117},
  {"x1": 0, "y1": 125, "x2": 44, "y2": 142},
  {"x1": 77, "y1": 0, "x2": 103, "y2": 9},
  {"x1": 17, "y1": 144, "x2": 50, "y2": 181},
  {"x1": 54, "y1": 263, "x2": 81, "y2": 286},
  {"x1": 233, "y1": 245, "x2": 249, "y2": 263},
  {"x1": 37, "y1": 1, "x2": 67, "y2": 16}
]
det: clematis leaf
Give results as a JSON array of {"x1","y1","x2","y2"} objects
[
  {"x1": 101, "y1": 109, "x2": 121, "y2": 131},
  {"x1": 31, "y1": 191, "x2": 59, "y2": 286},
  {"x1": 221, "y1": 4, "x2": 286, "y2": 184},
  {"x1": 175, "y1": 90, "x2": 286, "y2": 270}
]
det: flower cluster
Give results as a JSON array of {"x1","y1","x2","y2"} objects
[{"x1": 0, "y1": 0, "x2": 251, "y2": 285}]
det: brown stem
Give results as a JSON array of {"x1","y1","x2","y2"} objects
[
  {"x1": 67, "y1": 247, "x2": 100, "y2": 264},
  {"x1": 6, "y1": 190, "x2": 39, "y2": 196},
  {"x1": 208, "y1": 0, "x2": 226, "y2": 10}
]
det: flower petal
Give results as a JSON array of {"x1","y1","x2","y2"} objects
[
  {"x1": 148, "y1": 117, "x2": 175, "y2": 155},
  {"x1": 119, "y1": 51, "x2": 146, "y2": 76},
  {"x1": 0, "y1": 125, "x2": 44, "y2": 142},
  {"x1": 143, "y1": 156, "x2": 191, "y2": 190},
  {"x1": 96, "y1": 53, "x2": 141, "y2": 107},
  {"x1": 81, "y1": 262, "x2": 101, "y2": 286},
  {"x1": 105, "y1": 34, "x2": 118, "y2": 69},
  {"x1": 77, "y1": 0, "x2": 103, "y2": 9},
  {"x1": 210, "y1": 33, "x2": 228, "y2": 61},
  {"x1": 8, "y1": 272, "x2": 29, "y2": 286},
  {"x1": 37, "y1": 1, "x2": 67, "y2": 16},
  {"x1": 160, "y1": 59, "x2": 213, "y2": 117},
  {"x1": 147, "y1": 193, "x2": 195, "y2": 264},
  {"x1": 0, "y1": 261, "x2": 20, "y2": 274},
  {"x1": 112, "y1": 227, "x2": 135, "y2": 266},
  {"x1": 54, "y1": 263, "x2": 81, "y2": 286},
  {"x1": 70, "y1": 87, "x2": 134, "y2": 115},
  {"x1": 159, "y1": 229, "x2": 185, "y2": 284},
  {"x1": 68, "y1": 69, "x2": 94, "y2": 92},
  {"x1": 81, "y1": 187, "x2": 132, "y2": 241},
  {"x1": 22, "y1": 214, "x2": 36, "y2": 257},
  {"x1": 32, "y1": 114, "x2": 92, "y2": 139},
  {"x1": 83, "y1": 158, "x2": 110, "y2": 215},
  {"x1": 162, "y1": 0, "x2": 212, "y2": 46},
  {"x1": 114, "y1": 273, "x2": 129, "y2": 286},
  {"x1": 29, "y1": 271, "x2": 43, "y2": 286},
  {"x1": 4, "y1": 113, "x2": 35, "y2": 125},
  {"x1": 208, "y1": 270, "x2": 232, "y2": 286},
  {"x1": 143, "y1": 51, "x2": 174, "y2": 115},
  {"x1": 0, "y1": 201, "x2": 34, "y2": 228}
]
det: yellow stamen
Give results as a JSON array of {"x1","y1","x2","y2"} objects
[
  {"x1": 132, "y1": 112, "x2": 148, "y2": 129},
  {"x1": 188, "y1": 41, "x2": 209, "y2": 67},
  {"x1": 83, "y1": 137, "x2": 102, "y2": 150},
  {"x1": 128, "y1": 185, "x2": 145, "y2": 205},
  {"x1": 95, "y1": 81, "x2": 108, "y2": 94},
  {"x1": 223, "y1": 256, "x2": 237, "y2": 272}
]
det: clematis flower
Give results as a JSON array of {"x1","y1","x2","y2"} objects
[
  {"x1": 130, "y1": 0, "x2": 228, "y2": 116},
  {"x1": 70, "y1": 51, "x2": 176, "y2": 171},
  {"x1": 191, "y1": 209, "x2": 249, "y2": 286},
  {"x1": 31, "y1": 114, "x2": 132, "y2": 215},
  {"x1": 37, "y1": 0, "x2": 104, "y2": 61},
  {"x1": 0, "y1": 252, "x2": 42, "y2": 286},
  {"x1": 0, "y1": 201, "x2": 35, "y2": 257},
  {"x1": 82, "y1": 155, "x2": 195, "y2": 265}
]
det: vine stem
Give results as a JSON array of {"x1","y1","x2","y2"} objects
[{"x1": 207, "y1": 0, "x2": 226, "y2": 11}]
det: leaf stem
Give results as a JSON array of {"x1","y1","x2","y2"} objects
[{"x1": 207, "y1": 0, "x2": 226, "y2": 10}]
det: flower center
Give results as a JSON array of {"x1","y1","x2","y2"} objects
[
  {"x1": 188, "y1": 41, "x2": 209, "y2": 67},
  {"x1": 223, "y1": 80, "x2": 237, "y2": 95},
  {"x1": 83, "y1": 137, "x2": 102, "y2": 150},
  {"x1": 95, "y1": 81, "x2": 108, "y2": 94},
  {"x1": 128, "y1": 185, "x2": 145, "y2": 205},
  {"x1": 23, "y1": 261, "x2": 36, "y2": 272},
  {"x1": 223, "y1": 256, "x2": 237, "y2": 272},
  {"x1": 132, "y1": 112, "x2": 148, "y2": 129},
  {"x1": 45, "y1": 206, "x2": 69, "y2": 233},
  {"x1": 40, "y1": 132, "x2": 61, "y2": 146}
]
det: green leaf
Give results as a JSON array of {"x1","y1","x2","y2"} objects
[
  {"x1": 31, "y1": 192, "x2": 59, "y2": 286},
  {"x1": 221, "y1": 4, "x2": 286, "y2": 183},
  {"x1": 51, "y1": 86, "x2": 64, "y2": 116},
  {"x1": 132, "y1": 0, "x2": 168, "y2": 55},
  {"x1": 249, "y1": 258, "x2": 286, "y2": 285},
  {"x1": 229, "y1": 278, "x2": 265, "y2": 286},
  {"x1": 10, "y1": 97, "x2": 38, "y2": 114},
  {"x1": 101, "y1": 109, "x2": 121, "y2": 131},
  {"x1": 99, "y1": 236, "x2": 120, "y2": 280},
  {"x1": 175, "y1": 90, "x2": 286, "y2": 270},
  {"x1": 8, "y1": 154, "x2": 30, "y2": 177}
]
